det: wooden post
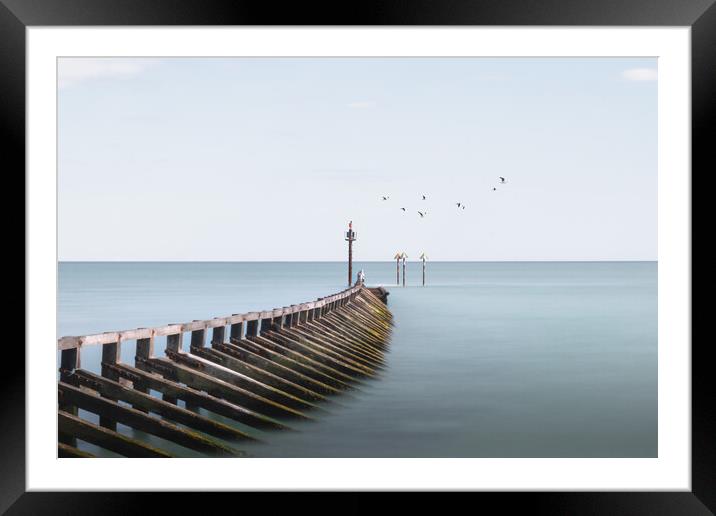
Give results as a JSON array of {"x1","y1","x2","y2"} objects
[
  {"x1": 59, "y1": 347, "x2": 80, "y2": 385},
  {"x1": 260, "y1": 312, "x2": 273, "y2": 334},
  {"x1": 245, "y1": 318, "x2": 259, "y2": 338},
  {"x1": 163, "y1": 333, "x2": 182, "y2": 405},
  {"x1": 190, "y1": 327, "x2": 206, "y2": 350},
  {"x1": 211, "y1": 325, "x2": 225, "y2": 347},
  {"x1": 166, "y1": 333, "x2": 182, "y2": 353},
  {"x1": 134, "y1": 335, "x2": 154, "y2": 413},
  {"x1": 229, "y1": 319, "x2": 244, "y2": 342},
  {"x1": 100, "y1": 340, "x2": 121, "y2": 429},
  {"x1": 59, "y1": 347, "x2": 80, "y2": 446}
]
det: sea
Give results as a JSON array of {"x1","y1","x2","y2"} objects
[{"x1": 58, "y1": 261, "x2": 657, "y2": 458}]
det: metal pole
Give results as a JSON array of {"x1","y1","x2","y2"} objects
[
  {"x1": 396, "y1": 258, "x2": 400, "y2": 284},
  {"x1": 402, "y1": 258, "x2": 406, "y2": 287},
  {"x1": 348, "y1": 238, "x2": 353, "y2": 286},
  {"x1": 422, "y1": 258, "x2": 425, "y2": 286}
]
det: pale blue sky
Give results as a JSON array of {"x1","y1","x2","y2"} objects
[{"x1": 58, "y1": 57, "x2": 657, "y2": 261}]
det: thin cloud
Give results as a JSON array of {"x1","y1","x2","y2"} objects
[
  {"x1": 347, "y1": 100, "x2": 377, "y2": 109},
  {"x1": 58, "y1": 58, "x2": 161, "y2": 89},
  {"x1": 622, "y1": 68, "x2": 657, "y2": 82}
]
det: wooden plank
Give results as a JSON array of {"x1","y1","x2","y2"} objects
[
  {"x1": 237, "y1": 337, "x2": 353, "y2": 390},
  {"x1": 58, "y1": 442, "x2": 96, "y2": 458},
  {"x1": 73, "y1": 369, "x2": 256, "y2": 441},
  {"x1": 144, "y1": 356, "x2": 312, "y2": 421},
  {"x1": 217, "y1": 341, "x2": 341, "y2": 396},
  {"x1": 164, "y1": 350, "x2": 320, "y2": 413},
  {"x1": 58, "y1": 410, "x2": 171, "y2": 458},
  {"x1": 256, "y1": 333, "x2": 358, "y2": 382},
  {"x1": 112, "y1": 363, "x2": 288, "y2": 431},
  {"x1": 277, "y1": 328, "x2": 375, "y2": 375},
  {"x1": 58, "y1": 382, "x2": 241, "y2": 457},
  {"x1": 189, "y1": 345, "x2": 327, "y2": 402},
  {"x1": 284, "y1": 326, "x2": 384, "y2": 369}
]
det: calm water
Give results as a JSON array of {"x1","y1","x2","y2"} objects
[{"x1": 58, "y1": 261, "x2": 657, "y2": 458}]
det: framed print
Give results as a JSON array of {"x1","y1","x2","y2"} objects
[{"x1": 7, "y1": 0, "x2": 710, "y2": 513}]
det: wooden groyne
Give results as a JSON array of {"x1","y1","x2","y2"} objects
[{"x1": 57, "y1": 284, "x2": 392, "y2": 458}]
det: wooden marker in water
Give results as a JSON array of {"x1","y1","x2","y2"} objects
[
  {"x1": 394, "y1": 252, "x2": 402, "y2": 285},
  {"x1": 401, "y1": 252, "x2": 408, "y2": 287},
  {"x1": 420, "y1": 253, "x2": 427, "y2": 286},
  {"x1": 345, "y1": 221, "x2": 357, "y2": 286}
]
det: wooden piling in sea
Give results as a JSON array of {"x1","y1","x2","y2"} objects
[{"x1": 57, "y1": 283, "x2": 392, "y2": 458}]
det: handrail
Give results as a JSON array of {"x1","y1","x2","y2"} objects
[{"x1": 57, "y1": 283, "x2": 364, "y2": 351}]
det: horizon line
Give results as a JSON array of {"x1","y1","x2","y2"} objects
[{"x1": 58, "y1": 259, "x2": 658, "y2": 263}]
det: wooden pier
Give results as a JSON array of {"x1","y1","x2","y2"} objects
[{"x1": 57, "y1": 284, "x2": 392, "y2": 458}]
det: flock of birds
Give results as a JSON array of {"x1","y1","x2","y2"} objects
[{"x1": 380, "y1": 176, "x2": 508, "y2": 218}]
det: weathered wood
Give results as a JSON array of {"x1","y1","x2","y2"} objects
[
  {"x1": 166, "y1": 333, "x2": 182, "y2": 353},
  {"x1": 144, "y1": 356, "x2": 312, "y2": 421},
  {"x1": 219, "y1": 340, "x2": 341, "y2": 396},
  {"x1": 212, "y1": 325, "x2": 226, "y2": 345},
  {"x1": 136, "y1": 336, "x2": 154, "y2": 360},
  {"x1": 229, "y1": 320, "x2": 243, "y2": 341},
  {"x1": 72, "y1": 369, "x2": 256, "y2": 441},
  {"x1": 59, "y1": 382, "x2": 241, "y2": 456},
  {"x1": 188, "y1": 345, "x2": 328, "y2": 402},
  {"x1": 190, "y1": 327, "x2": 206, "y2": 349},
  {"x1": 164, "y1": 350, "x2": 319, "y2": 413},
  {"x1": 255, "y1": 333, "x2": 358, "y2": 383},
  {"x1": 240, "y1": 336, "x2": 354, "y2": 390},
  {"x1": 58, "y1": 442, "x2": 96, "y2": 458},
  {"x1": 56, "y1": 285, "x2": 392, "y2": 457},
  {"x1": 59, "y1": 346, "x2": 81, "y2": 447},
  {"x1": 99, "y1": 341, "x2": 121, "y2": 430},
  {"x1": 266, "y1": 331, "x2": 374, "y2": 377},
  {"x1": 58, "y1": 410, "x2": 172, "y2": 458},
  {"x1": 284, "y1": 326, "x2": 383, "y2": 369},
  {"x1": 56, "y1": 285, "x2": 363, "y2": 350},
  {"x1": 246, "y1": 318, "x2": 259, "y2": 337},
  {"x1": 113, "y1": 363, "x2": 288, "y2": 431}
]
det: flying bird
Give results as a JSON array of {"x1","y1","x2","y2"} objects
[
  {"x1": 456, "y1": 202, "x2": 461, "y2": 208},
  {"x1": 400, "y1": 207, "x2": 406, "y2": 212},
  {"x1": 382, "y1": 196, "x2": 389, "y2": 200},
  {"x1": 418, "y1": 211, "x2": 426, "y2": 218},
  {"x1": 492, "y1": 187, "x2": 497, "y2": 191},
  {"x1": 422, "y1": 195, "x2": 427, "y2": 200},
  {"x1": 499, "y1": 177, "x2": 506, "y2": 184}
]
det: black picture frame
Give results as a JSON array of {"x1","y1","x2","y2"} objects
[{"x1": 6, "y1": 1, "x2": 709, "y2": 513}]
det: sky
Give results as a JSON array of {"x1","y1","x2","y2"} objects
[{"x1": 58, "y1": 57, "x2": 657, "y2": 261}]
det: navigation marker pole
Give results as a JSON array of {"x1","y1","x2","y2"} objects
[
  {"x1": 420, "y1": 253, "x2": 427, "y2": 286},
  {"x1": 394, "y1": 252, "x2": 402, "y2": 285},
  {"x1": 345, "y1": 221, "x2": 357, "y2": 286},
  {"x1": 401, "y1": 252, "x2": 408, "y2": 287}
]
